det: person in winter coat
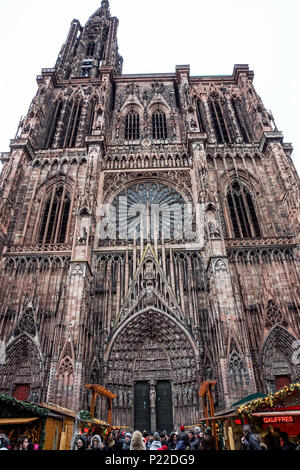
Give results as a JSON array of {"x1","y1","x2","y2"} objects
[
  {"x1": 176, "y1": 433, "x2": 188, "y2": 450},
  {"x1": 167, "y1": 433, "x2": 178, "y2": 450},
  {"x1": 295, "y1": 434, "x2": 300, "y2": 451},
  {"x1": 279, "y1": 432, "x2": 296, "y2": 451},
  {"x1": 0, "y1": 435, "x2": 10, "y2": 450},
  {"x1": 201, "y1": 427, "x2": 215, "y2": 451},
  {"x1": 263, "y1": 426, "x2": 280, "y2": 451},
  {"x1": 121, "y1": 433, "x2": 131, "y2": 450},
  {"x1": 90, "y1": 435, "x2": 103, "y2": 450},
  {"x1": 130, "y1": 431, "x2": 146, "y2": 450},
  {"x1": 15, "y1": 437, "x2": 29, "y2": 451},
  {"x1": 149, "y1": 433, "x2": 161, "y2": 450},
  {"x1": 146, "y1": 432, "x2": 155, "y2": 450},
  {"x1": 76, "y1": 437, "x2": 87, "y2": 451},
  {"x1": 241, "y1": 425, "x2": 261, "y2": 451},
  {"x1": 188, "y1": 431, "x2": 200, "y2": 450},
  {"x1": 104, "y1": 432, "x2": 119, "y2": 451}
]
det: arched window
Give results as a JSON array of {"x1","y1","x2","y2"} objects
[
  {"x1": 62, "y1": 99, "x2": 83, "y2": 148},
  {"x1": 39, "y1": 186, "x2": 71, "y2": 244},
  {"x1": 231, "y1": 98, "x2": 251, "y2": 143},
  {"x1": 125, "y1": 110, "x2": 140, "y2": 140},
  {"x1": 86, "y1": 42, "x2": 95, "y2": 58},
  {"x1": 209, "y1": 98, "x2": 231, "y2": 144},
  {"x1": 152, "y1": 109, "x2": 167, "y2": 139},
  {"x1": 227, "y1": 181, "x2": 261, "y2": 238},
  {"x1": 196, "y1": 100, "x2": 206, "y2": 133},
  {"x1": 45, "y1": 100, "x2": 63, "y2": 149}
]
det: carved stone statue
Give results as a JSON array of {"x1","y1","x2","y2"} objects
[
  {"x1": 150, "y1": 386, "x2": 156, "y2": 407},
  {"x1": 208, "y1": 221, "x2": 221, "y2": 238}
]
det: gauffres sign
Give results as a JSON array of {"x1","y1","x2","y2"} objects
[{"x1": 263, "y1": 416, "x2": 295, "y2": 424}]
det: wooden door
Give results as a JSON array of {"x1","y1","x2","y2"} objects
[
  {"x1": 13, "y1": 384, "x2": 30, "y2": 401},
  {"x1": 134, "y1": 381, "x2": 151, "y2": 432},
  {"x1": 156, "y1": 381, "x2": 173, "y2": 433}
]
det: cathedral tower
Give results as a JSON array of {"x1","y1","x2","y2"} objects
[{"x1": 0, "y1": 1, "x2": 299, "y2": 431}]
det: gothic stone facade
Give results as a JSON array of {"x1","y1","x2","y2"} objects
[{"x1": 0, "y1": 1, "x2": 299, "y2": 429}]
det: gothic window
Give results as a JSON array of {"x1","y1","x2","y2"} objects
[
  {"x1": 45, "y1": 100, "x2": 63, "y2": 149},
  {"x1": 63, "y1": 99, "x2": 83, "y2": 148},
  {"x1": 86, "y1": 99, "x2": 97, "y2": 135},
  {"x1": 152, "y1": 109, "x2": 167, "y2": 139},
  {"x1": 125, "y1": 110, "x2": 140, "y2": 140},
  {"x1": 196, "y1": 100, "x2": 205, "y2": 133},
  {"x1": 209, "y1": 99, "x2": 231, "y2": 144},
  {"x1": 231, "y1": 98, "x2": 251, "y2": 143},
  {"x1": 86, "y1": 42, "x2": 95, "y2": 57},
  {"x1": 38, "y1": 186, "x2": 71, "y2": 244},
  {"x1": 227, "y1": 181, "x2": 261, "y2": 238}
]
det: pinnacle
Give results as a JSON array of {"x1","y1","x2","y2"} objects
[{"x1": 89, "y1": 0, "x2": 110, "y2": 21}]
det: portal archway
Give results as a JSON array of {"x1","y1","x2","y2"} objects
[{"x1": 104, "y1": 307, "x2": 200, "y2": 429}]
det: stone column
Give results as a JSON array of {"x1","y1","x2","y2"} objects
[{"x1": 150, "y1": 381, "x2": 157, "y2": 432}]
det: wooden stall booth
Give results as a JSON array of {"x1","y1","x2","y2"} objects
[
  {"x1": 39, "y1": 403, "x2": 77, "y2": 450},
  {"x1": 0, "y1": 393, "x2": 49, "y2": 449}
]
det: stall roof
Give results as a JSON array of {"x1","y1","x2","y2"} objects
[
  {"x1": 0, "y1": 417, "x2": 39, "y2": 425},
  {"x1": 39, "y1": 402, "x2": 77, "y2": 418},
  {"x1": 231, "y1": 393, "x2": 267, "y2": 408}
]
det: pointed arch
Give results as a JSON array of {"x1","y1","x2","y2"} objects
[
  {"x1": 260, "y1": 325, "x2": 300, "y2": 393},
  {"x1": 0, "y1": 334, "x2": 44, "y2": 403}
]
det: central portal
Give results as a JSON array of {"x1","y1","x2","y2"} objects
[{"x1": 134, "y1": 380, "x2": 173, "y2": 432}]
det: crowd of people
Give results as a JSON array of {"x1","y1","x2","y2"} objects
[
  {"x1": 1, "y1": 425, "x2": 299, "y2": 451},
  {"x1": 72, "y1": 425, "x2": 300, "y2": 451},
  {"x1": 73, "y1": 426, "x2": 216, "y2": 451}
]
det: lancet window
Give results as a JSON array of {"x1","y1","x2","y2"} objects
[
  {"x1": 209, "y1": 98, "x2": 231, "y2": 144},
  {"x1": 62, "y1": 99, "x2": 83, "y2": 148},
  {"x1": 125, "y1": 110, "x2": 140, "y2": 141},
  {"x1": 152, "y1": 109, "x2": 167, "y2": 139},
  {"x1": 45, "y1": 100, "x2": 63, "y2": 149},
  {"x1": 38, "y1": 186, "x2": 71, "y2": 244},
  {"x1": 231, "y1": 98, "x2": 251, "y2": 143},
  {"x1": 227, "y1": 181, "x2": 261, "y2": 238}
]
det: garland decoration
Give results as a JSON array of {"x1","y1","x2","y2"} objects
[
  {"x1": 237, "y1": 383, "x2": 300, "y2": 418},
  {"x1": 78, "y1": 409, "x2": 92, "y2": 428}
]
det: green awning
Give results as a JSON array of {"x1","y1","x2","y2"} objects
[{"x1": 231, "y1": 393, "x2": 267, "y2": 408}]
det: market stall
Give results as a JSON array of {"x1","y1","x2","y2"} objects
[
  {"x1": 237, "y1": 383, "x2": 300, "y2": 446},
  {"x1": 0, "y1": 393, "x2": 49, "y2": 449},
  {"x1": 39, "y1": 403, "x2": 77, "y2": 450}
]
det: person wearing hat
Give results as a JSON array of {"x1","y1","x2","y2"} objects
[
  {"x1": 122, "y1": 433, "x2": 132, "y2": 450},
  {"x1": 149, "y1": 432, "x2": 161, "y2": 450}
]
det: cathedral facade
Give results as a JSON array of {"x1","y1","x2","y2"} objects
[{"x1": 0, "y1": 1, "x2": 299, "y2": 431}]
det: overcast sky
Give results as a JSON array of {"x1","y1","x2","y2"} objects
[{"x1": 0, "y1": 0, "x2": 299, "y2": 173}]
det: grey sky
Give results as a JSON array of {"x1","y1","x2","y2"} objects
[{"x1": 0, "y1": 0, "x2": 299, "y2": 173}]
